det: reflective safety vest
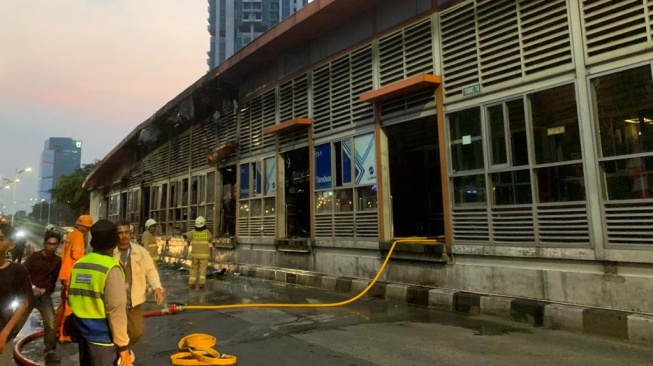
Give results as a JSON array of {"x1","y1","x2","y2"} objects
[
  {"x1": 68, "y1": 252, "x2": 123, "y2": 345},
  {"x1": 190, "y1": 230, "x2": 211, "y2": 259},
  {"x1": 142, "y1": 231, "x2": 159, "y2": 261},
  {"x1": 147, "y1": 241, "x2": 159, "y2": 261}
]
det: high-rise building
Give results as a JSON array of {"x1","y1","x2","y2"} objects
[
  {"x1": 207, "y1": 0, "x2": 309, "y2": 69},
  {"x1": 38, "y1": 138, "x2": 82, "y2": 201}
]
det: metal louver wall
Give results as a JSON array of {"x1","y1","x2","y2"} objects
[
  {"x1": 261, "y1": 90, "x2": 276, "y2": 149},
  {"x1": 582, "y1": 0, "x2": 653, "y2": 62},
  {"x1": 170, "y1": 131, "x2": 190, "y2": 176},
  {"x1": 454, "y1": 202, "x2": 591, "y2": 246},
  {"x1": 537, "y1": 203, "x2": 590, "y2": 245},
  {"x1": 491, "y1": 206, "x2": 535, "y2": 245},
  {"x1": 452, "y1": 207, "x2": 489, "y2": 243},
  {"x1": 312, "y1": 45, "x2": 374, "y2": 137},
  {"x1": 216, "y1": 107, "x2": 236, "y2": 147},
  {"x1": 315, "y1": 212, "x2": 379, "y2": 238},
  {"x1": 278, "y1": 75, "x2": 310, "y2": 146},
  {"x1": 378, "y1": 18, "x2": 434, "y2": 86},
  {"x1": 142, "y1": 143, "x2": 169, "y2": 181},
  {"x1": 440, "y1": 0, "x2": 573, "y2": 99},
  {"x1": 238, "y1": 101, "x2": 253, "y2": 156},
  {"x1": 604, "y1": 200, "x2": 653, "y2": 246},
  {"x1": 191, "y1": 120, "x2": 216, "y2": 169},
  {"x1": 239, "y1": 91, "x2": 276, "y2": 158}
]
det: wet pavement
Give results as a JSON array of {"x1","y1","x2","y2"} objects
[{"x1": 14, "y1": 265, "x2": 653, "y2": 366}]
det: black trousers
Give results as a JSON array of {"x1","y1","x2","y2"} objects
[{"x1": 78, "y1": 338, "x2": 118, "y2": 366}]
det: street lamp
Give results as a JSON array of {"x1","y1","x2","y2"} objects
[
  {"x1": 10, "y1": 167, "x2": 32, "y2": 225},
  {"x1": 39, "y1": 198, "x2": 45, "y2": 222}
]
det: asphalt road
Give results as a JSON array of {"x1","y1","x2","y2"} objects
[{"x1": 16, "y1": 265, "x2": 653, "y2": 366}]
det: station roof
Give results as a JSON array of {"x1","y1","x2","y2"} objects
[{"x1": 85, "y1": 0, "x2": 440, "y2": 190}]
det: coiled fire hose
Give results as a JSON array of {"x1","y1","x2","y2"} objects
[
  {"x1": 170, "y1": 333, "x2": 237, "y2": 365},
  {"x1": 14, "y1": 238, "x2": 439, "y2": 365}
]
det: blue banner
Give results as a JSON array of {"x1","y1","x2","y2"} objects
[
  {"x1": 315, "y1": 143, "x2": 332, "y2": 190},
  {"x1": 355, "y1": 134, "x2": 376, "y2": 185},
  {"x1": 342, "y1": 140, "x2": 352, "y2": 184},
  {"x1": 255, "y1": 161, "x2": 262, "y2": 195},
  {"x1": 239, "y1": 164, "x2": 249, "y2": 198},
  {"x1": 265, "y1": 157, "x2": 276, "y2": 196}
]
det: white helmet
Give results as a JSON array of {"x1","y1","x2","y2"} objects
[
  {"x1": 195, "y1": 216, "x2": 206, "y2": 228},
  {"x1": 145, "y1": 219, "x2": 157, "y2": 229}
]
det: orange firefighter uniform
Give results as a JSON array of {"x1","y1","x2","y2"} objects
[{"x1": 55, "y1": 215, "x2": 92, "y2": 342}]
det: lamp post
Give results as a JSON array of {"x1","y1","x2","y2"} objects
[
  {"x1": 10, "y1": 167, "x2": 32, "y2": 225},
  {"x1": 47, "y1": 200, "x2": 52, "y2": 224},
  {"x1": 39, "y1": 177, "x2": 54, "y2": 224},
  {"x1": 39, "y1": 198, "x2": 45, "y2": 222}
]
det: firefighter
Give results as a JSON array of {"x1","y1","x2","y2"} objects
[
  {"x1": 140, "y1": 219, "x2": 159, "y2": 262},
  {"x1": 183, "y1": 216, "x2": 213, "y2": 290},
  {"x1": 55, "y1": 214, "x2": 92, "y2": 343}
]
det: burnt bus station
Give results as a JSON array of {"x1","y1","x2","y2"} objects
[{"x1": 79, "y1": 0, "x2": 653, "y2": 341}]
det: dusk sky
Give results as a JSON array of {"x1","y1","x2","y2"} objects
[{"x1": 0, "y1": 1, "x2": 209, "y2": 214}]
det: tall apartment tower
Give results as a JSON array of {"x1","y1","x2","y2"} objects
[
  {"x1": 207, "y1": 0, "x2": 309, "y2": 69},
  {"x1": 38, "y1": 138, "x2": 82, "y2": 201}
]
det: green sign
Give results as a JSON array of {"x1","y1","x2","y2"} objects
[{"x1": 462, "y1": 84, "x2": 481, "y2": 96}]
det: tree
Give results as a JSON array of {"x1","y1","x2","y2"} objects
[{"x1": 50, "y1": 161, "x2": 98, "y2": 217}]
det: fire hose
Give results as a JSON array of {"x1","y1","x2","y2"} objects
[{"x1": 14, "y1": 238, "x2": 439, "y2": 365}]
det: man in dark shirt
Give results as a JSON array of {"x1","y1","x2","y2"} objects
[
  {"x1": 0, "y1": 223, "x2": 32, "y2": 364},
  {"x1": 23, "y1": 232, "x2": 63, "y2": 363}
]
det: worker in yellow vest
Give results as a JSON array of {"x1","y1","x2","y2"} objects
[
  {"x1": 140, "y1": 219, "x2": 159, "y2": 262},
  {"x1": 68, "y1": 219, "x2": 132, "y2": 366},
  {"x1": 183, "y1": 216, "x2": 213, "y2": 290}
]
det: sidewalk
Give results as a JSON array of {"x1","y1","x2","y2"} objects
[{"x1": 163, "y1": 256, "x2": 653, "y2": 347}]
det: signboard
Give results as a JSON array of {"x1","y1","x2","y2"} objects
[
  {"x1": 239, "y1": 164, "x2": 249, "y2": 198},
  {"x1": 462, "y1": 84, "x2": 481, "y2": 97},
  {"x1": 315, "y1": 144, "x2": 332, "y2": 190}
]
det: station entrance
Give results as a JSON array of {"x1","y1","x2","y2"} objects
[
  {"x1": 385, "y1": 115, "x2": 444, "y2": 238},
  {"x1": 283, "y1": 147, "x2": 311, "y2": 238}
]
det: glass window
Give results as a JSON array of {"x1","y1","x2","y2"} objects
[
  {"x1": 449, "y1": 107, "x2": 484, "y2": 172},
  {"x1": 207, "y1": 172, "x2": 215, "y2": 203},
  {"x1": 191, "y1": 177, "x2": 199, "y2": 204},
  {"x1": 530, "y1": 84, "x2": 582, "y2": 164},
  {"x1": 507, "y1": 99, "x2": 529, "y2": 166},
  {"x1": 181, "y1": 179, "x2": 189, "y2": 206},
  {"x1": 602, "y1": 156, "x2": 653, "y2": 200},
  {"x1": 356, "y1": 186, "x2": 378, "y2": 211},
  {"x1": 315, "y1": 191, "x2": 333, "y2": 214},
  {"x1": 151, "y1": 186, "x2": 159, "y2": 210},
  {"x1": 335, "y1": 188, "x2": 353, "y2": 212},
  {"x1": 170, "y1": 182, "x2": 177, "y2": 207},
  {"x1": 263, "y1": 197, "x2": 276, "y2": 216},
  {"x1": 491, "y1": 170, "x2": 532, "y2": 205},
  {"x1": 453, "y1": 175, "x2": 486, "y2": 205},
  {"x1": 250, "y1": 199, "x2": 262, "y2": 216},
  {"x1": 536, "y1": 164, "x2": 585, "y2": 202},
  {"x1": 593, "y1": 65, "x2": 653, "y2": 158},
  {"x1": 488, "y1": 104, "x2": 507, "y2": 166},
  {"x1": 239, "y1": 201, "x2": 249, "y2": 217},
  {"x1": 160, "y1": 184, "x2": 167, "y2": 209}
]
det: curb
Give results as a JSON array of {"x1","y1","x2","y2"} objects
[{"x1": 230, "y1": 263, "x2": 653, "y2": 346}]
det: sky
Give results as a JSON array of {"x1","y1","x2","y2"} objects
[{"x1": 0, "y1": 1, "x2": 209, "y2": 214}]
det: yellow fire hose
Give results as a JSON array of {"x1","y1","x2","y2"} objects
[
  {"x1": 170, "y1": 333, "x2": 237, "y2": 365},
  {"x1": 169, "y1": 238, "x2": 438, "y2": 365},
  {"x1": 14, "y1": 238, "x2": 439, "y2": 366}
]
